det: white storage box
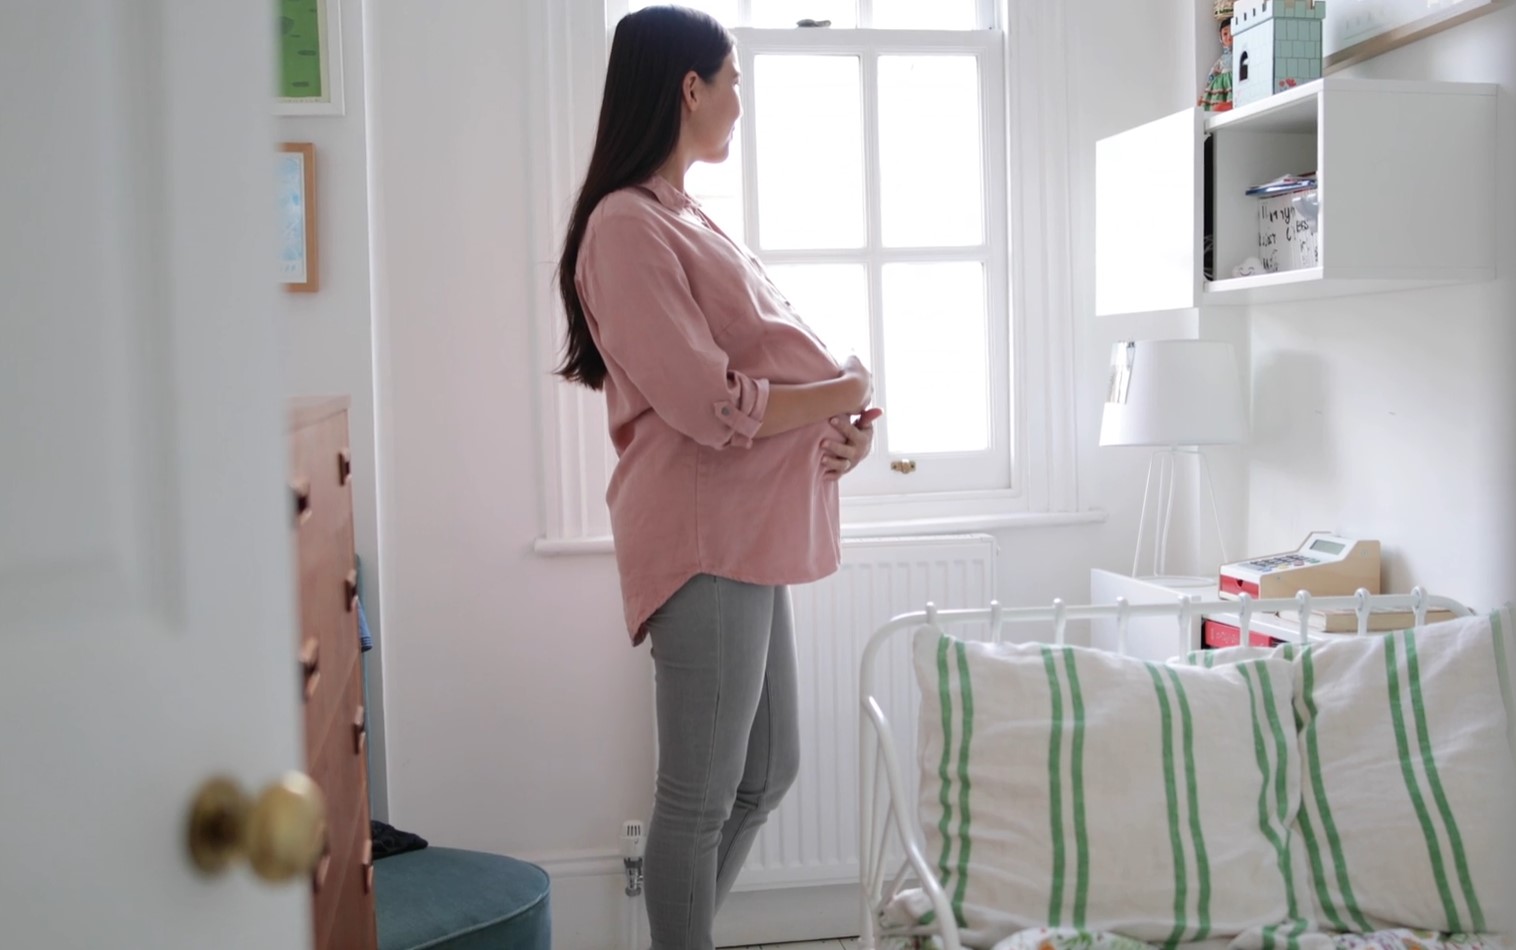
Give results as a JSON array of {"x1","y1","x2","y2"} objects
[{"x1": 1257, "y1": 187, "x2": 1319, "y2": 272}]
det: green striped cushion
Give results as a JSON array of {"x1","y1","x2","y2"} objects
[
  {"x1": 913, "y1": 630, "x2": 1312, "y2": 949},
  {"x1": 1285, "y1": 608, "x2": 1516, "y2": 935}
]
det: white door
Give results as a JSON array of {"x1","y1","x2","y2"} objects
[{"x1": 1, "y1": 4, "x2": 311, "y2": 948}]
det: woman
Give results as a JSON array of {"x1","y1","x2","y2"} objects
[{"x1": 556, "y1": 6, "x2": 881, "y2": 948}]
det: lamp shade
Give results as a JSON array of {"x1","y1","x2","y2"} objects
[{"x1": 1099, "y1": 339, "x2": 1247, "y2": 447}]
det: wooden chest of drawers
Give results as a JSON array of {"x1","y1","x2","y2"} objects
[{"x1": 289, "y1": 396, "x2": 376, "y2": 950}]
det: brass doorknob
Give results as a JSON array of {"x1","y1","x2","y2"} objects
[{"x1": 188, "y1": 772, "x2": 327, "y2": 882}]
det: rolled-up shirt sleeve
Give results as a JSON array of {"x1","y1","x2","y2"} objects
[{"x1": 578, "y1": 207, "x2": 769, "y2": 449}]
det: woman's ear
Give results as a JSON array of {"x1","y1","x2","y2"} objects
[{"x1": 681, "y1": 70, "x2": 701, "y2": 111}]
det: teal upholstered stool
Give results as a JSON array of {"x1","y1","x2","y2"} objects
[{"x1": 373, "y1": 847, "x2": 551, "y2": 950}]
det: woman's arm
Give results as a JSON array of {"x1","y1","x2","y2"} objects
[
  {"x1": 580, "y1": 206, "x2": 873, "y2": 446},
  {"x1": 755, "y1": 356, "x2": 872, "y2": 439}
]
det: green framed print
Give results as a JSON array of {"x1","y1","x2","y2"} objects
[{"x1": 276, "y1": 0, "x2": 344, "y2": 115}]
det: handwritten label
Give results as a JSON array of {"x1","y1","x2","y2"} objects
[{"x1": 1257, "y1": 196, "x2": 1319, "y2": 273}]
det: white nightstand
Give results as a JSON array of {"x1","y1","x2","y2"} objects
[
  {"x1": 1091, "y1": 569, "x2": 1333, "y2": 657},
  {"x1": 1089, "y1": 570, "x2": 1217, "y2": 660},
  {"x1": 1200, "y1": 610, "x2": 1316, "y2": 649}
]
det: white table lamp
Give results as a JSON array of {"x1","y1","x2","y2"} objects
[{"x1": 1100, "y1": 339, "x2": 1247, "y2": 578}]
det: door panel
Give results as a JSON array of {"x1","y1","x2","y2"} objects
[{"x1": 1, "y1": 3, "x2": 308, "y2": 948}]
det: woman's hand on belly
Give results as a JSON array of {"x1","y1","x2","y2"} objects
[{"x1": 820, "y1": 407, "x2": 883, "y2": 480}]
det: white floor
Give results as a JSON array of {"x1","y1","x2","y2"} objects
[{"x1": 725, "y1": 941, "x2": 860, "y2": 950}]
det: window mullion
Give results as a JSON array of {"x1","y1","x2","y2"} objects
[
  {"x1": 978, "y1": 0, "x2": 998, "y2": 30},
  {"x1": 980, "y1": 43, "x2": 1012, "y2": 481},
  {"x1": 738, "y1": 0, "x2": 752, "y2": 27},
  {"x1": 759, "y1": 250, "x2": 872, "y2": 266},
  {"x1": 860, "y1": 43, "x2": 887, "y2": 465},
  {"x1": 738, "y1": 43, "x2": 759, "y2": 251}
]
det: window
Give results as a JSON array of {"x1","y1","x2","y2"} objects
[
  {"x1": 531, "y1": 0, "x2": 1083, "y2": 547},
  {"x1": 626, "y1": 0, "x2": 1010, "y2": 496}
]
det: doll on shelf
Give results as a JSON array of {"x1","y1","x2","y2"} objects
[{"x1": 1199, "y1": 2, "x2": 1234, "y2": 112}]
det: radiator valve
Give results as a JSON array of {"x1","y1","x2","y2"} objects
[{"x1": 620, "y1": 819, "x2": 645, "y2": 897}]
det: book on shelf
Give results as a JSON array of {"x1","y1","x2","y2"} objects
[
  {"x1": 1275, "y1": 606, "x2": 1458, "y2": 633},
  {"x1": 1244, "y1": 172, "x2": 1318, "y2": 197}
]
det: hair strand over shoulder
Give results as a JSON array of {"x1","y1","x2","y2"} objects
[{"x1": 554, "y1": 5, "x2": 734, "y2": 391}]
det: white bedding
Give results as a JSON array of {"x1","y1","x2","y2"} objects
[
  {"x1": 985, "y1": 926, "x2": 1513, "y2": 950},
  {"x1": 897, "y1": 604, "x2": 1516, "y2": 950}
]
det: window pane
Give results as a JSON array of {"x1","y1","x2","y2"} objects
[
  {"x1": 881, "y1": 262, "x2": 989, "y2": 453},
  {"x1": 627, "y1": 0, "x2": 738, "y2": 23},
  {"x1": 754, "y1": 55, "x2": 866, "y2": 250},
  {"x1": 750, "y1": 0, "x2": 858, "y2": 28},
  {"x1": 765, "y1": 264, "x2": 869, "y2": 361},
  {"x1": 878, "y1": 56, "x2": 984, "y2": 247},
  {"x1": 871, "y1": 0, "x2": 979, "y2": 29},
  {"x1": 687, "y1": 126, "x2": 745, "y2": 241}
]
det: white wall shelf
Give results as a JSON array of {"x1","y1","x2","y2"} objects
[{"x1": 1095, "y1": 77, "x2": 1496, "y2": 315}]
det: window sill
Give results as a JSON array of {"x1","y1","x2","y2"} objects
[
  {"x1": 841, "y1": 508, "x2": 1106, "y2": 537},
  {"x1": 532, "y1": 507, "x2": 1107, "y2": 556}
]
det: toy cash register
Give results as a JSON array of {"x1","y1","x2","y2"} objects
[{"x1": 1219, "y1": 532, "x2": 1380, "y2": 600}]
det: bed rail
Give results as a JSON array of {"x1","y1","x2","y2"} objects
[{"x1": 856, "y1": 587, "x2": 1475, "y2": 950}]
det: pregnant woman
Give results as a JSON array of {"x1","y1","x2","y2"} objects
[{"x1": 555, "y1": 6, "x2": 883, "y2": 948}]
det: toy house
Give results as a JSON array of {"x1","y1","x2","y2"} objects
[{"x1": 1230, "y1": 0, "x2": 1325, "y2": 108}]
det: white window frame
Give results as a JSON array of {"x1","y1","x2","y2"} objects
[
  {"x1": 526, "y1": 0, "x2": 1088, "y2": 552},
  {"x1": 726, "y1": 26, "x2": 1010, "y2": 497}
]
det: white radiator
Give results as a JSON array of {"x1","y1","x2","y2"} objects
[{"x1": 733, "y1": 534, "x2": 998, "y2": 891}]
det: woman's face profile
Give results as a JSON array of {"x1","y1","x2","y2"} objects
[{"x1": 685, "y1": 51, "x2": 742, "y2": 165}]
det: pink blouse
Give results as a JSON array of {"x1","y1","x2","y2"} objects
[{"x1": 576, "y1": 176, "x2": 845, "y2": 644}]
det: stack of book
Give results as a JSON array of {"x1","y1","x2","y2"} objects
[
  {"x1": 1245, "y1": 172, "x2": 1317, "y2": 197},
  {"x1": 1275, "y1": 606, "x2": 1458, "y2": 633}
]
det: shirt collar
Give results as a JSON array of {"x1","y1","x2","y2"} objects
[{"x1": 640, "y1": 174, "x2": 697, "y2": 212}]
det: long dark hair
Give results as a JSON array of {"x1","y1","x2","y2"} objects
[{"x1": 555, "y1": 6, "x2": 734, "y2": 390}]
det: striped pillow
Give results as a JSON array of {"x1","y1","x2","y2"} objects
[
  {"x1": 913, "y1": 630, "x2": 1313, "y2": 949},
  {"x1": 1286, "y1": 608, "x2": 1516, "y2": 936}
]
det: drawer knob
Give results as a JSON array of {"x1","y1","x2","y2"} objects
[
  {"x1": 299, "y1": 639, "x2": 320, "y2": 702},
  {"x1": 352, "y1": 704, "x2": 367, "y2": 756},
  {"x1": 290, "y1": 478, "x2": 313, "y2": 525},
  {"x1": 312, "y1": 836, "x2": 332, "y2": 893}
]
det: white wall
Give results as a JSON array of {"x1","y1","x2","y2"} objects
[
  {"x1": 1244, "y1": 11, "x2": 1516, "y2": 608},
  {"x1": 1072, "y1": 2, "x2": 1234, "y2": 580},
  {"x1": 362, "y1": 0, "x2": 1185, "y2": 945},
  {"x1": 364, "y1": 6, "x2": 654, "y2": 945},
  {"x1": 276, "y1": 0, "x2": 389, "y2": 817}
]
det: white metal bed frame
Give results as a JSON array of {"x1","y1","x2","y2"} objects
[{"x1": 856, "y1": 587, "x2": 1476, "y2": 950}]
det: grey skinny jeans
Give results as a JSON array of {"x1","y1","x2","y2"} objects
[{"x1": 643, "y1": 574, "x2": 801, "y2": 950}]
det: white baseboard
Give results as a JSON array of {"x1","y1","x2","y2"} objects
[
  {"x1": 529, "y1": 850, "x2": 642, "y2": 950},
  {"x1": 714, "y1": 883, "x2": 860, "y2": 947},
  {"x1": 528, "y1": 850, "x2": 860, "y2": 950}
]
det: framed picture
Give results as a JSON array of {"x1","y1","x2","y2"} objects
[
  {"x1": 279, "y1": 143, "x2": 319, "y2": 293},
  {"x1": 276, "y1": 0, "x2": 345, "y2": 115},
  {"x1": 1324, "y1": 0, "x2": 1503, "y2": 71}
]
